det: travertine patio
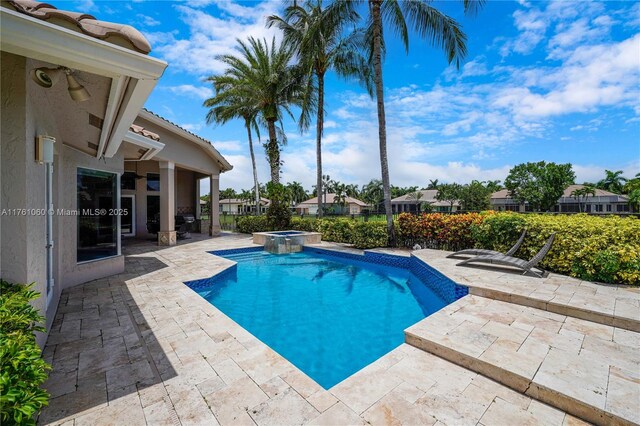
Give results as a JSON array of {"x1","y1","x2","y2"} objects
[{"x1": 38, "y1": 233, "x2": 639, "y2": 425}]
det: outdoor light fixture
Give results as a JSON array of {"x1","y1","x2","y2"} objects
[
  {"x1": 30, "y1": 66, "x2": 91, "y2": 102},
  {"x1": 35, "y1": 135, "x2": 56, "y2": 164}
]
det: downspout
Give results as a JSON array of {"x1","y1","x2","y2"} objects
[
  {"x1": 37, "y1": 135, "x2": 56, "y2": 308},
  {"x1": 45, "y1": 160, "x2": 54, "y2": 308}
]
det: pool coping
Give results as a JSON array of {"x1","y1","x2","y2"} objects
[{"x1": 203, "y1": 244, "x2": 639, "y2": 332}]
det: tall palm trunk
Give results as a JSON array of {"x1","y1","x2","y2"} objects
[
  {"x1": 245, "y1": 117, "x2": 261, "y2": 215},
  {"x1": 316, "y1": 69, "x2": 325, "y2": 218},
  {"x1": 266, "y1": 120, "x2": 280, "y2": 184},
  {"x1": 371, "y1": 0, "x2": 396, "y2": 245}
]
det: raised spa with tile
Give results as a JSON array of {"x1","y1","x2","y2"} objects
[
  {"x1": 252, "y1": 230, "x2": 322, "y2": 254},
  {"x1": 186, "y1": 247, "x2": 467, "y2": 389}
]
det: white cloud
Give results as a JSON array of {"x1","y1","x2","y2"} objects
[
  {"x1": 137, "y1": 14, "x2": 161, "y2": 27},
  {"x1": 493, "y1": 34, "x2": 640, "y2": 118},
  {"x1": 148, "y1": 1, "x2": 281, "y2": 76},
  {"x1": 179, "y1": 123, "x2": 204, "y2": 132},
  {"x1": 166, "y1": 84, "x2": 213, "y2": 100},
  {"x1": 212, "y1": 140, "x2": 244, "y2": 152}
]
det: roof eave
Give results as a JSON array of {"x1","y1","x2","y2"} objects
[
  {"x1": 138, "y1": 109, "x2": 233, "y2": 173},
  {"x1": 1, "y1": 8, "x2": 168, "y2": 160}
]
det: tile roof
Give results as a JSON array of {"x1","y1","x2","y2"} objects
[
  {"x1": 141, "y1": 108, "x2": 214, "y2": 146},
  {"x1": 391, "y1": 189, "x2": 439, "y2": 203},
  {"x1": 297, "y1": 194, "x2": 369, "y2": 207},
  {"x1": 219, "y1": 198, "x2": 271, "y2": 205},
  {"x1": 129, "y1": 124, "x2": 160, "y2": 141},
  {"x1": 5, "y1": 0, "x2": 152, "y2": 54},
  {"x1": 491, "y1": 185, "x2": 628, "y2": 200}
]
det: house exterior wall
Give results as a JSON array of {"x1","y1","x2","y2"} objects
[
  {"x1": 1, "y1": 52, "x2": 125, "y2": 345},
  {"x1": 135, "y1": 116, "x2": 221, "y2": 176},
  {"x1": 176, "y1": 169, "x2": 196, "y2": 215}
]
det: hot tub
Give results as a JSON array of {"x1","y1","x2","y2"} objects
[{"x1": 252, "y1": 230, "x2": 322, "y2": 253}]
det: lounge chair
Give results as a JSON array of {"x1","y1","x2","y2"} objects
[
  {"x1": 456, "y1": 233, "x2": 555, "y2": 278},
  {"x1": 447, "y1": 229, "x2": 527, "y2": 258}
]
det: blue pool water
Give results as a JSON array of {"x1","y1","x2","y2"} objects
[
  {"x1": 266, "y1": 230, "x2": 304, "y2": 236},
  {"x1": 187, "y1": 249, "x2": 459, "y2": 389}
]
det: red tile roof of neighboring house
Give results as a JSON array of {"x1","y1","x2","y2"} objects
[
  {"x1": 4, "y1": 0, "x2": 152, "y2": 54},
  {"x1": 129, "y1": 124, "x2": 160, "y2": 141}
]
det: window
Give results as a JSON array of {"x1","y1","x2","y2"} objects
[
  {"x1": 147, "y1": 173, "x2": 160, "y2": 192},
  {"x1": 617, "y1": 204, "x2": 630, "y2": 212},
  {"x1": 595, "y1": 204, "x2": 603, "y2": 212},
  {"x1": 77, "y1": 168, "x2": 118, "y2": 262},
  {"x1": 606, "y1": 204, "x2": 612, "y2": 212},
  {"x1": 147, "y1": 195, "x2": 160, "y2": 221},
  {"x1": 121, "y1": 172, "x2": 137, "y2": 190}
]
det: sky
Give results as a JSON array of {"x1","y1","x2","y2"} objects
[{"x1": 75, "y1": 0, "x2": 640, "y2": 193}]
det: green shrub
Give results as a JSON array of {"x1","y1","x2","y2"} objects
[
  {"x1": 474, "y1": 213, "x2": 640, "y2": 285},
  {"x1": 289, "y1": 217, "x2": 317, "y2": 232},
  {"x1": 236, "y1": 216, "x2": 271, "y2": 233},
  {"x1": 397, "y1": 212, "x2": 484, "y2": 251},
  {"x1": 316, "y1": 219, "x2": 354, "y2": 243},
  {"x1": 0, "y1": 280, "x2": 51, "y2": 425},
  {"x1": 265, "y1": 182, "x2": 291, "y2": 231},
  {"x1": 351, "y1": 222, "x2": 389, "y2": 249},
  {"x1": 471, "y1": 212, "x2": 527, "y2": 255}
]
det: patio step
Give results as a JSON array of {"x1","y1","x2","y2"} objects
[{"x1": 405, "y1": 295, "x2": 640, "y2": 426}]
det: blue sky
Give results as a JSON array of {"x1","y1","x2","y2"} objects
[{"x1": 78, "y1": 0, "x2": 639, "y2": 192}]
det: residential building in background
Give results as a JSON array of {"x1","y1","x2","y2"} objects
[
  {"x1": 490, "y1": 184, "x2": 631, "y2": 213},
  {"x1": 219, "y1": 197, "x2": 271, "y2": 214},
  {"x1": 391, "y1": 190, "x2": 460, "y2": 213},
  {"x1": 295, "y1": 194, "x2": 369, "y2": 215}
]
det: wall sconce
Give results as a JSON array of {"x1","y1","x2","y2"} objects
[
  {"x1": 36, "y1": 135, "x2": 56, "y2": 164},
  {"x1": 30, "y1": 66, "x2": 91, "y2": 102}
]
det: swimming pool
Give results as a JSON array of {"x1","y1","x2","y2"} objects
[{"x1": 186, "y1": 247, "x2": 466, "y2": 389}]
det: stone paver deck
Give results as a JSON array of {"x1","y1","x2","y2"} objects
[
  {"x1": 414, "y1": 249, "x2": 640, "y2": 332},
  {"x1": 38, "y1": 234, "x2": 637, "y2": 425},
  {"x1": 406, "y1": 295, "x2": 640, "y2": 426}
]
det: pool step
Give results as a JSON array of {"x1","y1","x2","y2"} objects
[
  {"x1": 405, "y1": 295, "x2": 640, "y2": 426},
  {"x1": 223, "y1": 251, "x2": 270, "y2": 261}
]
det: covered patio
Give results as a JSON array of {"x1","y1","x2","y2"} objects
[{"x1": 120, "y1": 109, "x2": 232, "y2": 246}]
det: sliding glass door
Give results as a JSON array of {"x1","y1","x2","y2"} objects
[{"x1": 77, "y1": 168, "x2": 118, "y2": 262}]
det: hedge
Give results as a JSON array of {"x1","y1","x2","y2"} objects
[
  {"x1": 472, "y1": 213, "x2": 640, "y2": 285},
  {"x1": 234, "y1": 212, "x2": 640, "y2": 285},
  {"x1": 397, "y1": 212, "x2": 484, "y2": 251},
  {"x1": 0, "y1": 281, "x2": 51, "y2": 425}
]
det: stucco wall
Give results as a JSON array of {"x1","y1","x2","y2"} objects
[
  {"x1": 176, "y1": 169, "x2": 195, "y2": 214},
  {"x1": 134, "y1": 116, "x2": 221, "y2": 176},
  {"x1": 1, "y1": 53, "x2": 125, "y2": 346},
  {"x1": 1, "y1": 53, "x2": 51, "y2": 345}
]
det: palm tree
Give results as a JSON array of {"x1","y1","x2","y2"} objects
[
  {"x1": 362, "y1": 179, "x2": 384, "y2": 213},
  {"x1": 345, "y1": 183, "x2": 360, "y2": 198},
  {"x1": 239, "y1": 189, "x2": 254, "y2": 214},
  {"x1": 287, "y1": 181, "x2": 308, "y2": 206},
  {"x1": 333, "y1": 183, "x2": 349, "y2": 214},
  {"x1": 407, "y1": 190, "x2": 424, "y2": 213},
  {"x1": 355, "y1": 0, "x2": 481, "y2": 244},
  {"x1": 597, "y1": 170, "x2": 628, "y2": 194},
  {"x1": 268, "y1": 1, "x2": 372, "y2": 218},
  {"x1": 426, "y1": 179, "x2": 439, "y2": 190},
  {"x1": 215, "y1": 37, "x2": 312, "y2": 184},
  {"x1": 204, "y1": 75, "x2": 262, "y2": 214},
  {"x1": 571, "y1": 186, "x2": 596, "y2": 212}
]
